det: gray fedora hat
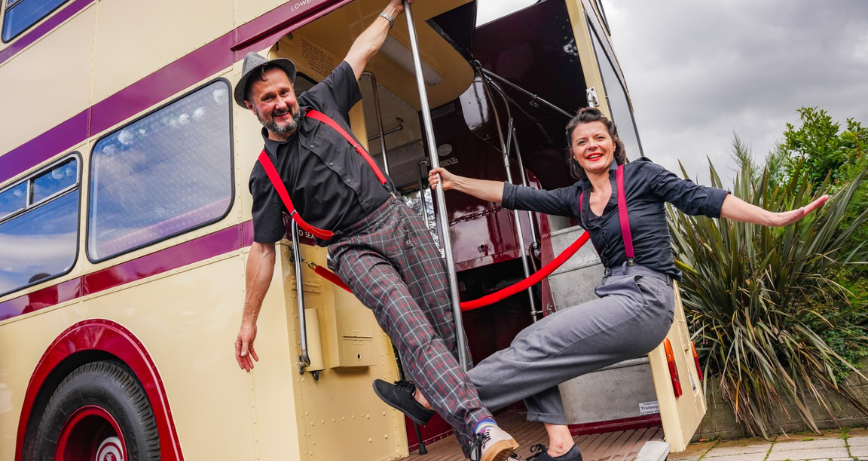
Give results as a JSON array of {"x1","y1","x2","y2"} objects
[{"x1": 234, "y1": 52, "x2": 297, "y2": 107}]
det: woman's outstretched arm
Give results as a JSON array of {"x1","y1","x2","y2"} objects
[
  {"x1": 719, "y1": 194, "x2": 829, "y2": 227},
  {"x1": 429, "y1": 167, "x2": 504, "y2": 203}
]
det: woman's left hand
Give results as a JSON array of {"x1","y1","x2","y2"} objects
[{"x1": 769, "y1": 195, "x2": 829, "y2": 227}]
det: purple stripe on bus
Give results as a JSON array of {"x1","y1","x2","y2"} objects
[
  {"x1": 0, "y1": 110, "x2": 89, "y2": 184},
  {"x1": 0, "y1": 0, "x2": 93, "y2": 65},
  {"x1": 0, "y1": 0, "x2": 350, "y2": 181},
  {"x1": 0, "y1": 278, "x2": 81, "y2": 322},
  {"x1": 89, "y1": 33, "x2": 236, "y2": 136},
  {"x1": 0, "y1": 223, "x2": 252, "y2": 323},
  {"x1": 82, "y1": 224, "x2": 244, "y2": 296}
]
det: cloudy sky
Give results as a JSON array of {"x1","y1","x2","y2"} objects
[{"x1": 601, "y1": 0, "x2": 868, "y2": 186}]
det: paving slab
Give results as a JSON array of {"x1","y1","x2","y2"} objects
[
  {"x1": 669, "y1": 441, "x2": 715, "y2": 460},
  {"x1": 702, "y1": 443, "x2": 772, "y2": 458},
  {"x1": 849, "y1": 444, "x2": 868, "y2": 457},
  {"x1": 849, "y1": 435, "x2": 868, "y2": 447},
  {"x1": 766, "y1": 447, "x2": 850, "y2": 460},
  {"x1": 703, "y1": 453, "x2": 774, "y2": 461},
  {"x1": 771, "y1": 438, "x2": 846, "y2": 451}
]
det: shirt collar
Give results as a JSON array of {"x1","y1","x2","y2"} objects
[{"x1": 577, "y1": 160, "x2": 619, "y2": 189}]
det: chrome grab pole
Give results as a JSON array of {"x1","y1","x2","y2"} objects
[
  {"x1": 480, "y1": 76, "x2": 539, "y2": 322},
  {"x1": 291, "y1": 221, "x2": 311, "y2": 374},
  {"x1": 404, "y1": 1, "x2": 469, "y2": 370},
  {"x1": 363, "y1": 71, "x2": 391, "y2": 176},
  {"x1": 493, "y1": 82, "x2": 540, "y2": 250}
]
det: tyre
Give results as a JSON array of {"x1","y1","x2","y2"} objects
[{"x1": 30, "y1": 361, "x2": 160, "y2": 461}]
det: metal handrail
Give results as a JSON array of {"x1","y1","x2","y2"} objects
[
  {"x1": 417, "y1": 160, "x2": 432, "y2": 231},
  {"x1": 404, "y1": 1, "x2": 469, "y2": 370},
  {"x1": 290, "y1": 221, "x2": 311, "y2": 374},
  {"x1": 362, "y1": 72, "x2": 391, "y2": 176},
  {"x1": 478, "y1": 71, "x2": 539, "y2": 322},
  {"x1": 477, "y1": 66, "x2": 573, "y2": 119}
]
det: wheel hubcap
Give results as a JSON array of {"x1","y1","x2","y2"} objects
[{"x1": 55, "y1": 406, "x2": 126, "y2": 461}]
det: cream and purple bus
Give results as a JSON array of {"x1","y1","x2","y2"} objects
[{"x1": 0, "y1": 1, "x2": 705, "y2": 460}]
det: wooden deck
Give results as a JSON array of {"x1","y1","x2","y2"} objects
[{"x1": 399, "y1": 411, "x2": 664, "y2": 461}]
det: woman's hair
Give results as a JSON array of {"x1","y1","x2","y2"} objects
[{"x1": 565, "y1": 107, "x2": 627, "y2": 180}]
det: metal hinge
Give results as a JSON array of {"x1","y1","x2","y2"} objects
[{"x1": 586, "y1": 87, "x2": 600, "y2": 108}]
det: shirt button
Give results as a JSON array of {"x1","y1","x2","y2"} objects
[
  {"x1": 330, "y1": 162, "x2": 334, "y2": 166},
  {"x1": 345, "y1": 179, "x2": 350, "y2": 183},
  {"x1": 311, "y1": 144, "x2": 315, "y2": 148}
]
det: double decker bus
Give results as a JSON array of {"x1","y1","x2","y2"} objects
[{"x1": 0, "y1": 0, "x2": 706, "y2": 460}]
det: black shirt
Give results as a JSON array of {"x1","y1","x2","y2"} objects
[
  {"x1": 248, "y1": 61, "x2": 394, "y2": 245},
  {"x1": 501, "y1": 157, "x2": 730, "y2": 280}
]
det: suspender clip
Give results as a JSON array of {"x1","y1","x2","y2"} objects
[{"x1": 627, "y1": 258, "x2": 635, "y2": 267}]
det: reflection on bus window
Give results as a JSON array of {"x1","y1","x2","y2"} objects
[
  {"x1": 589, "y1": 22, "x2": 643, "y2": 158},
  {"x1": 0, "y1": 188, "x2": 79, "y2": 297},
  {"x1": 0, "y1": 182, "x2": 27, "y2": 221},
  {"x1": 32, "y1": 158, "x2": 77, "y2": 204},
  {"x1": 87, "y1": 80, "x2": 233, "y2": 262},
  {"x1": 2, "y1": 0, "x2": 70, "y2": 42}
]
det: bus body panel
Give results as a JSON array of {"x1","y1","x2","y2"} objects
[
  {"x1": 0, "y1": 4, "x2": 95, "y2": 158},
  {"x1": 0, "y1": 302, "x2": 80, "y2": 461},
  {"x1": 91, "y1": 0, "x2": 235, "y2": 106}
]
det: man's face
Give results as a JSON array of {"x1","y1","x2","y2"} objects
[{"x1": 245, "y1": 68, "x2": 300, "y2": 139}]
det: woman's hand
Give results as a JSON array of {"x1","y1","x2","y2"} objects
[
  {"x1": 768, "y1": 195, "x2": 829, "y2": 227},
  {"x1": 429, "y1": 167, "x2": 457, "y2": 191},
  {"x1": 721, "y1": 194, "x2": 830, "y2": 227}
]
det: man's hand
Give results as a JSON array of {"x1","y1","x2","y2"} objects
[
  {"x1": 345, "y1": 0, "x2": 414, "y2": 81},
  {"x1": 235, "y1": 322, "x2": 259, "y2": 372}
]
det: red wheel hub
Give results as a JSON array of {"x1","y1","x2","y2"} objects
[{"x1": 55, "y1": 406, "x2": 126, "y2": 461}]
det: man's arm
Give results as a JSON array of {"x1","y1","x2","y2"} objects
[
  {"x1": 344, "y1": 0, "x2": 413, "y2": 81},
  {"x1": 235, "y1": 241, "x2": 276, "y2": 372}
]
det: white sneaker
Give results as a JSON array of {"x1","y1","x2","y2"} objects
[{"x1": 469, "y1": 426, "x2": 519, "y2": 461}]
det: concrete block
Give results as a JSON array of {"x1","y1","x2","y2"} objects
[
  {"x1": 702, "y1": 443, "x2": 771, "y2": 457},
  {"x1": 771, "y1": 437, "x2": 846, "y2": 451},
  {"x1": 847, "y1": 435, "x2": 868, "y2": 446}
]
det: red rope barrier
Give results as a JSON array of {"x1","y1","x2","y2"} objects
[
  {"x1": 459, "y1": 231, "x2": 590, "y2": 311},
  {"x1": 307, "y1": 232, "x2": 591, "y2": 312}
]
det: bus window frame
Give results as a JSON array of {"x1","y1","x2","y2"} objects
[
  {"x1": 0, "y1": 152, "x2": 82, "y2": 298},
  {"x1": 85, "y1": 78, "x2": 236, "y2": 264},
  {"x1": 1, "y1": 0, "x2": 71, "y2": 43},
  {"x1": 585, "y1": 12, "x2": 645, "y2": 157}
]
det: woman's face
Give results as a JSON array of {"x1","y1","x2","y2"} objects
[{"x1": 571, "y1": 121, "x2": 615, "y2": 177}]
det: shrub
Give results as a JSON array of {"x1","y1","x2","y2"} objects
[{"x1": 668, "y1": 155, "x2": 868, "y2": 437}]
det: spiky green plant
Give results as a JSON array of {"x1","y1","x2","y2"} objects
[{"x1": 668, "y1": 156, "x2": 868, "y2": 437}]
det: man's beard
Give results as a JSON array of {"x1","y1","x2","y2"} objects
[{"x1": 256, "y1": 106, "x2": 300, "y2": 135}]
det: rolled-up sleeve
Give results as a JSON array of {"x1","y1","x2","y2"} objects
[
  {"x1": 648, "y1": 163, "x2": 730, "y2": 218},
  {"x1": 502, "y1": 182, "x2": 579, "y2": 218}
]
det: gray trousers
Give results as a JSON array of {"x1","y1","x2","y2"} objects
[{"x1": 468, "y1": 264, "x2": 675, "y2": 425}]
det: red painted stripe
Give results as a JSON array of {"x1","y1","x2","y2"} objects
[
  {"x1": 0, "y1": 278, "x2": 81, "y2": 322},
  {"x1": 82, "y1": 225, "x2": 243, "y2": 295},
  {"x1": 0, "y1": 0, "x2": 351, "y2": 183},
  {"x1": 568, "y1": 414, "x2": 662, "y2": 436},
  {"x1": 0, "y1": 223, "x2": 247, "y2": 321},
  {"x1": 0, "y1": 0, "x2": 92, "y2": 64}
]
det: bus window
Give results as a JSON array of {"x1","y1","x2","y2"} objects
[
  {"x1": 2, "y1": 0, "x2": 69, "y2": 42},
  {"x1": 589, "y1": 21, "x2": 644, "y2": 158},
  {"x1": 0, "y1": 156, "x2": 80, "y2": 296},
  {"x1": 87, "y1": 80, "x2": 233, "y2": 262},
  {"x1": 0, "y1": 181, "x2": 27, "y2": 220}
]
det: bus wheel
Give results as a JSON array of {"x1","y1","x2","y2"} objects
[{"x1": 32, "y1": 361, "x2": 160, "y2": 461}]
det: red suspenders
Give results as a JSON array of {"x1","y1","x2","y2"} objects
[
  {"x1": 578, "y1": 164, "x2": 635, "y2": 265},
  {"x1": 257, "y1": 109, "x2": 390, "y2": 241}
]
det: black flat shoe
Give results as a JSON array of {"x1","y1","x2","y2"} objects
[
  {"x1": 526, "y1": 443, "x2": 583, "y2": 461},
  {"x1": 372, "y1": 379, "x2": 435, "y2": 425}
]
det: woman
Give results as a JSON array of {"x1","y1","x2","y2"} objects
[{"x1": 377, "y1": 108, "x2": 827, "y2": 461}]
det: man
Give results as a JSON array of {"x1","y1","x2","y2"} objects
[{"x1": 232, "y1": 1, "x2": 517, "y2": 460}]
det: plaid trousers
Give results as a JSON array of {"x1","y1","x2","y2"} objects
[{"x1": 328, "y1": 197, "x2": 490, "y2": 453}]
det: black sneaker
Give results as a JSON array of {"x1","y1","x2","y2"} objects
[
  {"x1": 526, "y1": 443, "x2": 583, "y2": 461},
  {"x1": 372, "y1": 379, "x2": 435, "y2": 425}
]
